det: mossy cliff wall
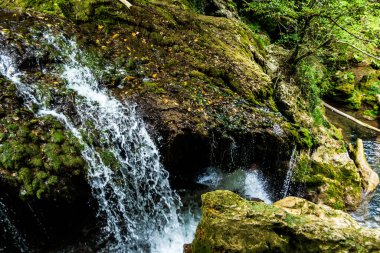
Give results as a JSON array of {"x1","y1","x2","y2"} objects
[{"x1": 0, "y1": 1, "x2": 376, "y2": 247}]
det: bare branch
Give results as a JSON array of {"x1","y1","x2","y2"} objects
[
  {"x1": 293, "y1": 37, "x2": 333, "y2": 64},
  {"x1": 336, "y1": 40, "x2": 380, "y2": 61},
  {"x1": 326, "y1": 17, "x2": 374, "y2": 43}
]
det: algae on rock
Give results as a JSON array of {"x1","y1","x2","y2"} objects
[{"x1": 192, "y1": 190, "x2": 380, "y2": 253}]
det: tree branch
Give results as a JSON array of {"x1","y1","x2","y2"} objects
[
  {"x1": 293, "y1": 37, "x2": 333, "y2": 64},
  {"x1": 326, "y1": 17, "x2": 374, "y2": 43},
  {"x1": 336, "y1": 40, "x2": 380, "y2": 61}
]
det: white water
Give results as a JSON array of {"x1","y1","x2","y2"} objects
[
  {"x1": 280, "y1": 147, "x2": 298, "y2": 198},
  {"x1": 0, "y1": 34, "x2": 195, "y2": 253},
  {"x1": 0, "y1": 198, "x2": 29, "y2": 252},
  {"x1": 196, "y1": 167, "x2": 272, "y2": 203}
]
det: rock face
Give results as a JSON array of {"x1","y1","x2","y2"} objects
[
  {"x1": 192, "y1": 190, "x2": 380, "y2": 253},
  {"x1": 0, "y1": 1, "x2": 300, "y2": 190}
]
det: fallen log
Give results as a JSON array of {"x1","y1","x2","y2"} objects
[
  {"x1": 323, "y1": 101, "x2": 380, "y2": 133},
  {"x1": 119, "y1": 0, "x2": 132, "y2": 8}
]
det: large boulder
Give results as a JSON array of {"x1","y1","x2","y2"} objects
[
  {"x1": 294, "y1": 132, "x2": 363, "y2": 210},
  {"x1": 192, "y1": 190, "x2": 380, "y2": 253}
]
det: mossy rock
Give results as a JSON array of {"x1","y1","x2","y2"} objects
[
  {"x1": 294, "y1": 141, "x2": 362, "y2": 211},
  {"x1": 0, "y1": 78, "x2": 86, "y2": 201},
  {"x1": 192, "y1": 190, "x2": 380, "y2": 253}
]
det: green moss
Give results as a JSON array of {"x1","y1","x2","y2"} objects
[
  {"x1": 46, "y1": 175, "x2": 58, "y2": 186},
  {"x1": 332, "y1": 71, "x2": 356, "y2": 97},
  {"x1": 18, "y1": 167, "x2": 32, "y2": 184},
  {"x1": 311, "y1": 106, "x2": 329, "y2": 127},
  {"x1": 144, "y1": 82, "x2": 166, "y2": 94},
  {"x1": 299, "y1": 128, "x2": 313, "y2": 149},
  {"x1": 347, "y1": 90, "x2": 362, "y2": 110},
  {"x1": 363, "y1": 109, "x2": 379, "y2": 119},
  {"x1": 50, "y1": 129, "x2": 65, "y2": 144},
  {"x1": 1, "y1": 0, "x2": 129, "y2": 23},
  {"x1": 0, "y1": 96, "x2": 86, "y2": 201},
  {"x1": 61, "y1": 154, "x2": 85, "y2": 169},
  {"x1": 100, "y1": 150, "x2": 120, "y2": 170}
]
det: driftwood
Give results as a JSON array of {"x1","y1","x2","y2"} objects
[
  {"x1": 323, "y1": 101, "x2": 380, "y2": 133},
  {"x1": 119, "y1": 0, "x2": 132, "y2": 8},
  {"x1": 349, "y1": 139, "x2": 379, "y2": 194}
]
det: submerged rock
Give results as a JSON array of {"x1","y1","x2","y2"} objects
[{"x1": 192, "y1": 190, "x2": 380, "y2": 253}]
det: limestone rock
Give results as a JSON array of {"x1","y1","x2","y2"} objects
[
  {"x1": 192, "y1": 190, "x2": 380, "y2": 253},
  {"x1": 294, "y1": 128, "x2": 363, "y2": 210}
]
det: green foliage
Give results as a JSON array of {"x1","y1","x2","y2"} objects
[
  {"x1": 363, "y1": 109, "x2": 379, "y2": 118},
  {"x1": 311, "y1": 106, "x2": 329, "y2": 127},
  {"x1": 50, "y1": 129, "x2": 65, "y2": 143},
  {"x1": 244, "y1": 0, "x2": 377, "y2": 64},
  {"x1": 296, "y1": 58, "x2": 326, "y2": 111}
]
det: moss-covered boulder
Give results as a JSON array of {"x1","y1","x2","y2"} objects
[
  {"x1": 0, "y1": 77, "x2": 86, "y2": 201},
  {"x1": 192, "y1": 190, "x2": 380, "y2": 253},
  {"x1": 294, "y1": 129, "x2": 363, "y2": 210}
]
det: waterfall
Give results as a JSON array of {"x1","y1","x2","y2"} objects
[
  {"x1": 0, "y1": 33, "x2": 188, "y2": 252},
  {"x1": 0, "y1": 198, "x2": 29, "y2": 252},
  {"x1": 197, "y1": 167, "x2": 272, "y2": 203},
  {"x1": 280, "y1": 147, "x2": 298, "y2": 198}
]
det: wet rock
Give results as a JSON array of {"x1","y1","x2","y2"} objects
[
  {"x1": 0, "y1": 0, "x2": 370, "y2": 215},
  {"x1": 203, "y1": 0, "x2": 239, "y2": 19},
  {"x1": 192, "y1": 190, "x2": 380, "y2": 253}
]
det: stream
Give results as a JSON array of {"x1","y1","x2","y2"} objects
[{"x1": 352, "y1": 139, "x2": 380, "y2": 228}]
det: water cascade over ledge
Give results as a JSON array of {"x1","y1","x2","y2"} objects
[
  {"x1": 0, "y1": 198, "x2": 29, "y2": 252},
  {"x1": 0, "y1": 33, "x2": 194, "y2": 252},
  {"x1": 280, "y1": 147, "x2": 298, "y2": 198}
]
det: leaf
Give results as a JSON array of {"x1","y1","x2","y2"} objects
[{"x1": 111, "y1": 33, "x2": 120, "y2": 40}]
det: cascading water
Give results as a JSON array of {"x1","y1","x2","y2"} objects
[
  {"x1": 280, "y1": 147, "x2": 298, "y2": 198},
  {"x1": 0, "y1": 198, "x2": 29, "y2": 253},
  {"x1": 196, "y1": 167, "x2": 272, "y2": 203},
  {"x1": 0, "y1": 33, "x2": 193, "y2": 252}
]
